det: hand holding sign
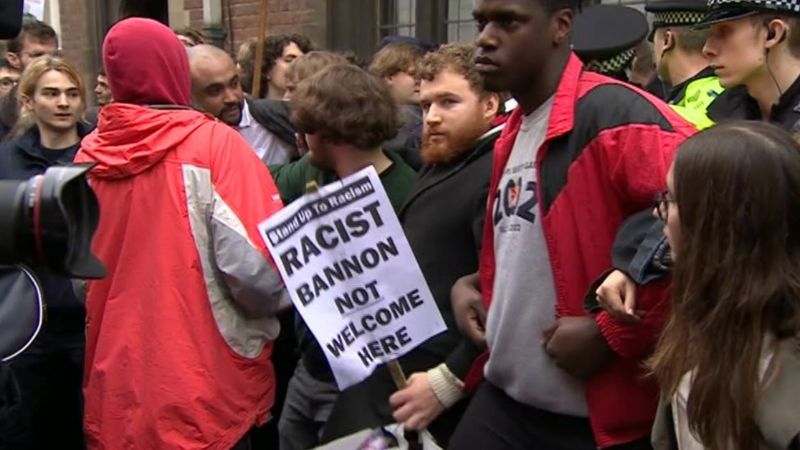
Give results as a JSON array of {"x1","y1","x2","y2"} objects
[
  {"x1": 390, "y1": 372, "x2": 445, "y2": 431},
  {"x1": 259, "y1": 166, "x2": 446, "y2": 390}
]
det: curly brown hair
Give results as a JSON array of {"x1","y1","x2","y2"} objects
[
  {"x1": 237, "y1": 34, "x2": 315, "y2": 95},
  {"x1": 291, "y1": 64, "x2": 401, "y2": 150},
  {"x1": 416, "y1": 43, "x2": 487, "y2": 96}
]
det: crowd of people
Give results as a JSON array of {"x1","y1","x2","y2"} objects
[{"x1": 1, "y1": 0, "x2": 800, "y2": 448}]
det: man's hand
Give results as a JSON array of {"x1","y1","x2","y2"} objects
[
  {"x1": 389, "y1": 372, "x2": 445, "y2": 432},
  {"x1": 595, "y1": 270, "x2": 644, "y2": 324},
  {"x1": 451, "y1": 272, "x2": 487, "y2": 348},
  {"x1": 543, "y1": 317, "x2": 613, "y2": 379}
]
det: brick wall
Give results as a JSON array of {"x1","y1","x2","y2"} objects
[
  {"x1": 58, "y1": 0, "x2": 99, "y2": 102},
  {"x1": 187, "y1": 0, "x2": 323, "y2": 55},
  {"x1": 48, "y1": 0, "x2": 323, "y2": 105}
]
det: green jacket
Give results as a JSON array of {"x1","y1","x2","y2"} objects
[
  {"x1": 668, "y1": 67, "x2": 724, "y2": 130},
  {"x1": 652, "y1": 336, "x2": 800, "y2": 450},
  {"x1": 269, "y1": 149, "x2": 416, "y2": 211}
]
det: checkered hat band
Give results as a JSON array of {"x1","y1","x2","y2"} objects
[
  {"x1": 586, "y1": 48, "x2": 636, "y2": 75},
  {"x1": 653, "y1": 10, "x2": 707, "y2": 25},
  {"x1": 707, "y1": 0, "x2": 800, "y2": 13}
]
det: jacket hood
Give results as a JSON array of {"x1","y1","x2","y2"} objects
[
  {"x1": 103, "y1": 18, "x2": 191, "y2": 106},
  {"x1": 77, "y1": 104, "x2": 208, "y2": 179}
]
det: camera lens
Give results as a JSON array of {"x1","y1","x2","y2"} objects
[
  {"x1": 0, "y1": 179, "x2": 29, "y2": 266},
  {"x1": 0, "y1": 166, "x2": 105, "y2": 278}
]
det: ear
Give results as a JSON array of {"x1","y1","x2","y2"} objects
[
  {"x1": 383, "y1": 74, "x2": 395, "y2": 86},
  {"x1": 19, "y1": 94, "x2": 33, "y2": 112},
  {"x1": 551, "y1": 9, "x2": 574, "y2": 46},
  {"x1": 6, "y1": 52, "x2": 20, "y2": 71},
  {"x1": 663, "y1": 29, "x2": 676, "y2": 52},
  {"x1": 482, "y1": 92, "x2": 500, "y2": 121},
  {"x1": 765, "y1": 18, "x2": 788, "y2": 50}
]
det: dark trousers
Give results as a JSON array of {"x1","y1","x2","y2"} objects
[
  {"x1": 249, "y1": 310, "x2": 298, "y2": 449},
  {"x1": 449, "y1": 382, "x2": 653, "y2": 450},
  {"x1": 0, "y1": 328, "x2": 85, "y2": 450}
]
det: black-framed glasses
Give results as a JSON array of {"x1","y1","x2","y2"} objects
[{"x1": 654, "y1": 190, "x2": 675, "y2": 222}]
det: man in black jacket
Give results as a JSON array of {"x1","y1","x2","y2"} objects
[
  {"x1": 321, "y1": 43, "x2": 502, "y2": 447},
  {"x1": 188, "y1": 44, "x2": 297, "y2": 164}
]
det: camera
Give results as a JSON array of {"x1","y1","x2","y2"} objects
[{"x1": 0, "y1": 165, "x2": 105, "y2": 279}]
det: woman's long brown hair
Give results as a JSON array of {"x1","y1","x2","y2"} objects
[{"x1": 649, "y1": 121, "x2": 800, "y2": 449}]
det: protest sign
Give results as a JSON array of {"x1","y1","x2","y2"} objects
[{"x1": 259, "y1": 166, "x2": 446, "y2": 389}]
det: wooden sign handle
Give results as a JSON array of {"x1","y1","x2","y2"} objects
[
  {"x1": 251, "y1": 0, "x2": 269, "y2": 98},
  {"x1": 387, "y1": 359, "x2": 407, "y2": 389}
]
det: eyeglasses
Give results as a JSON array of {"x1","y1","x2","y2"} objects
[{"x1": 654, "y1": 190, "x2": 675, "y2": 222}]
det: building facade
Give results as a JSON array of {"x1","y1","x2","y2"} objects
[{"x1": 21, "y1": 0, "x2": 646, "y2": 105}]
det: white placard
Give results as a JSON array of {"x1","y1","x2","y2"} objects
[
  {"x1": 23, "y1": 0, "x2": 45, "y2": 20},
  {"x1": 259, "y1": 166, "x2": 446, "y2": 389}
]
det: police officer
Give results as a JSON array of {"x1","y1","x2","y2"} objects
[
  {"x1": 700, "y1": 0, "x2": 800, "y2": 131},
  {"x1": 646, "y1": 0, "x2": 725, "y2": 128},
  {"x1": 572, "y1": 5, "x2": 649, "y2": 82}
]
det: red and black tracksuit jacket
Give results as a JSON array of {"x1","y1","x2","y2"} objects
[{"x1": 476, "y1": 53, "x2": 697, "y2": 447}]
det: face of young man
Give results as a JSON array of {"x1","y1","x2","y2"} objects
[
  {"x1": 420, "y1": 69, "x2": 498, "y2": 165},
  {"x1": 703, "y1": 17, "x2": 770, "y2": 88},
  {"x1": 0, "y1": 66, "x2": 20, "y2": 97},
  {"x1": 268, "y1": 41, "x2": 304, "y2": 99},
  {"x1": 8, "y1": 36, "x2": 58, "y2": 71},
  {"x1": 386, "y1": 70, "x2": 420, "y2": 104},
  {"x1": 473, "y1": 0, "x2": 564, "y2": 94},
  {"x1": 94, "y1": 74, "x2": 112, "y2": 107},
  {"x1": 191, "y1": 55, "x2": 245, "y2": 126},
  {"x1": 23, "y1": 69, "x2": 83, "y2": 136}
]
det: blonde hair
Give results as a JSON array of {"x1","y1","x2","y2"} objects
[{"x1": 12, "y1": 56, "x2": 86, "y2": 138}]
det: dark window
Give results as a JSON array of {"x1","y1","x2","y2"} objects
[
  {"x1": 380, "y1": 0, "x2": 417, "y2": 38},
  {"x1": 446, "y1": 0, "x2": 476, "y2": 42}
]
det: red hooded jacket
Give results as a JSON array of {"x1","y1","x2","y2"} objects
[{"x1": 75, "y1": 19, "x2": 287, "y2": 449}]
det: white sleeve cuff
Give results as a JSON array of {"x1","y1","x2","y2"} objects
[{"x1": 426, "y1": 363, "x2": 465, "y2": 409}]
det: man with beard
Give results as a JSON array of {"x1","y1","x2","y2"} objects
[
  {"x1": 320, "y1": 43, "x2": 502, "y2": 447},
  {"x1": 448, "y1": 0, "x2": 695, "y2": 448},
  {"x1": 271, "y1": 64, "x2": 417, "y2": 450},
  {"x1": 189, "y1": 44, "x2": 296, "y2": 164}
]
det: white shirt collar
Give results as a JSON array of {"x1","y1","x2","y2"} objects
[{"x1": 238, "y1": 99, "x2": 253, "y2": 129}]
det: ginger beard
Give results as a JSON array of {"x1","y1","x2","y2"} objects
[{"x1": 421, "y1": 106, "x2": 490, "y2": 165}]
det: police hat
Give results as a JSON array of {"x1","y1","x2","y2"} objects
[
  {"x1": 572, "y1": 5, "x2": 648, "y2": 75},
  {"x1": 697, "y1": 0, "x2": 800, "y2": 26},
  {"x1": 645, "y1": 0, "x2": 709, "y2": 40}
]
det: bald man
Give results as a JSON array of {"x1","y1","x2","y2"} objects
[{"x1": 189, "y1": 44, "x2": 296, "y2": 164}]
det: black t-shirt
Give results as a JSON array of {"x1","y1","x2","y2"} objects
[{"x1": 41, "y1": 141, "x2": 80, "y2": 165}]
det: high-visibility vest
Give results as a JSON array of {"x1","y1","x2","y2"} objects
[{"x1": 669, "y1": 74, "x2": 724, "y2": 130}]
